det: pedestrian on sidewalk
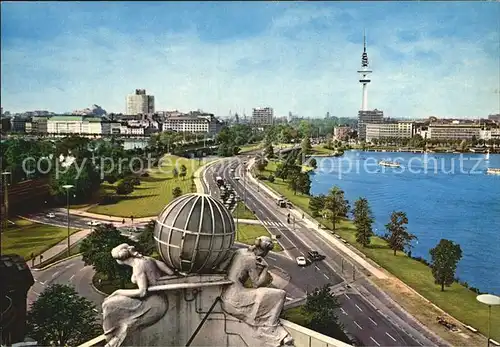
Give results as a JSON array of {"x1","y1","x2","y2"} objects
[
  {"x1": 302, "y1": 213, "x2": 304, "y2": 219},
  {"x1": 40, "y1": 254, "x2": 43, "y2": 264},
  {"x1": 122, "y1": 218, "x2": 125, "y2": 224},
  {"x1": 31, "y1": 253, "x2": 35, "y2": 267}
]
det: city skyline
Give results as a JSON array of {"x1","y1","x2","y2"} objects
[{"x1": 1, "y1": 2, "x2": 499, "y2": 119}]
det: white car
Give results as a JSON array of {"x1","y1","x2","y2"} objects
[
  {"x1": 230, "y1": 168, "x2": 235, "y2": 173},
  {"x1": 46, "y1": 212, "x2": 56, "y2": 218},
  {"x1": 87, "y1": 220, "x2": 101, "y2": 226},
  {"x1": 296, "y1": 256, "x2": 307, "y2": 266},
  {"x1": 233, "y1": 176, "x2": 241, "y2": 180}
]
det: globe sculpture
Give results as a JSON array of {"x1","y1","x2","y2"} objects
[{"x1": 154, "y1": 193, "x2": 236, "y2": 274}]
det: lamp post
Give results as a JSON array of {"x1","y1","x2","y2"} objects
[
  {"x1": 2, "y1": 171, "x2": 11, "y2": 233},
  {"x1": 62, "y1": 185, "x2": 74, "y2": 256},
  {"x1": 477, "y1": 294, "x2": 500, "y2": 347}
]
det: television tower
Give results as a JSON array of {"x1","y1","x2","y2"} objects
[{"x1": 357, "y1": 31, "x2": 372, "y2": 111}]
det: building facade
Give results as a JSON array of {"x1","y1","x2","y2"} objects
[
  {"x1": 365, "y1": 121, "x2": 415, "y2": 142},
  {"x1": 252, "y1": 107, "x2": 273, "y2": 126},
  {"x1": 357, "y1": 109, "x2": 384, "y2": 141},
  {"x1": 47, "y1": 116, "x2": 102, "y2": 135},
  {"x1": 333, "y1": 126, "x2": 351, "y2": 141},
  {"x1": 162, "y1": 112, "x2": 222, "y2": 134},
  {"x1": 427, "y1": 123, "x2": 482, "y2": 141},
  {"x1": 488, "y1": 114, "x2": 500, "y2": 122},
  {"x1": 126, "y1": 89, "x2": 155, "y2": 115}
]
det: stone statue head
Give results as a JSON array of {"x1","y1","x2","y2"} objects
[
  {"x1": 111, "y1": 243, "x2": 143, "y2": 264},
  {"x1": 250, "y1": 236, "x2": 274, "y2": 258}
]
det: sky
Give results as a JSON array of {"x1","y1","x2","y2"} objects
[{"x1": 1, "y1": 1, "x2": 499, "y2": 119}]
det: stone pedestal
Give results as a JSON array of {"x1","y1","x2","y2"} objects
[{"x1": 122, "y1": 274, "x2": 273, "y2": 347}]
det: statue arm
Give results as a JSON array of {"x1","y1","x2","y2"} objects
[
  {"x1": 154, "y1": 259, "x2": 175, "y2": 275},
  {"x1": 109, "y1": 272, "x2": 148, "y2": 298},
  {"x1": 248, "y1": 263, "x2": 269, "y2": 288}
]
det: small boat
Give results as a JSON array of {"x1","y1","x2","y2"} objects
[
  {"x1": 486, "y1": 168, "x2": 500, "y2": 175},
  {"x1": 379, "y1": 160, "x2": 401, "y2": 168}
]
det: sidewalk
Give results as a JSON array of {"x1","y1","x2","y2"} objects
[
  {"x1": 66, "y1": 209, "x2": 154, "y2": 223},
  {"x1": 246, "y1": 158, "x2": 387, "y2": 279},
  {"x1": 28, "y1": 228, "x2": 92, "y2": 269}
]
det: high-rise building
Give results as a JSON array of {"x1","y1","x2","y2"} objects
[
  {"x1": 252, "y1": 107, "x2": 273, "y2": 125},
  {"x1": 358, "y1": 109, "x2": 384, "y2": 141},
  {"x1": 126, "y1": 89, "x2": 155, "y2": 115}
]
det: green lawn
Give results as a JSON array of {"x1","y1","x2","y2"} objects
[
  {"x1": 260, "y1": 160, "x2": 500, "y2": 342},
  {"x1": 281, "y1": 306, "x2": 309, "y2": 326},
  {"x1": 0, "y1": 219, "x2": 79, "y2": 260},
  {"x1": 311, "y1": 145, "x2": 334, "y2": 156},
  {"x1": 232, "y1": 201, "x2": 257, "y2": 220},
  {"x1": 239, "y1": 143, "x2": 263, "y2": 153},
  {"x1": 41, "y1": 239, "x2": 83, "y2": 266},
  {"x1": 236, "y1": 223, "x2": 283, "y2": 252},
  {"x1": 88, "y1": 155, "x2": 204, "y2": 218}
]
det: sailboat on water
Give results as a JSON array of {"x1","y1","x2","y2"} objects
[{"x1": 485, "y1": 150, "x2": 490, "y2": 161}]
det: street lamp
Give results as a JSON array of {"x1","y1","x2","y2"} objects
[
  {"x1": 62, "y1": 184, "x2": 74, "y2": 257},
  {"x1": 2, "y1": 171, "x2": 12, "y2": 233},
  {"x1": 477, "y1": 294, "x2": 500, "y2": 347}
]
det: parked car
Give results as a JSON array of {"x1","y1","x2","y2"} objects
[
  {"x1": 46, "y1": 212, "x2": 56, "y2": 218},
  {"x1": 296, "y1": 256, "x2": 307, "y2": 266},
  {"x1": 87, "y1": 220, "x2": 101, "y2": 226}
]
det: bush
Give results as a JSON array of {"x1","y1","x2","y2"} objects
[
  {"x1": 268, "y1": 174, "x2": 275, "y2": 183},
  {"x1": 140, "y1": 172, "x2": 149, "y2": 177},
  {"x1": 256, "y1": 174, "x2": 267, "y2": 180},
  {"x1": 116, "y1": 180, "x2": 134, "y2": 195}
]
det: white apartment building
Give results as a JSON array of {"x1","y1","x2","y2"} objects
[
  {"x1": 365, "y1": 121, "x2": 415, "y2": 142},
  {"x1": 252, "y1": 107, "x2": 273, "y2": 125},
  {"x1": 126, "y1": 89, "x2": 155, "y2": 115},
  {"x1": 480, "y1": 128, "x2": 500, "y2": 141},
  {"x1": 119, "y1": 125, "x2": 145, "y2": 135},
  {"x1": 163, "y1": 113, "x2": 222, "y2": 134},
  {"x1": 47, "y1": 116, "x2": 102, "y2": 135},
  {"x1": 427, "y1": 123, "x2": 482, "y2": 141}
]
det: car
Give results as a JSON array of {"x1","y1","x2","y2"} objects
[
  {"x1": 233, "y1": 176, "x2": 241, "y2": 180},
  {"x1": 307, "y1": 250, "x2": 326, "y2": 262},
  {"x1": 230, "y1": 168, "x2": 235, "y2": 173},
  {"x1": 296, "y1": 256, "x2": 307, "y2": 266},
  {"x1": 87, "y1": 220, "x2": 101, "y2": 226},
  {"x1": 46, "y1": 212, "x2": 56, "y2": 218}
]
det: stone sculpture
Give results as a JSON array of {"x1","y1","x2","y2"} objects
[
  {"x1": 221, "y1": 236, "x2": 294, "y2": 347},
  {"x1": 102, "y1": 243, "x2": 175, "y2": 347}
]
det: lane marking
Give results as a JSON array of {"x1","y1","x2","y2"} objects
[
  {"x1": 416, "y1": 340, "x2": 424, "y2": 346},
  {"x1": 32, "y1": 291, "x2": 39, "y2": 296},
  {"x1": 369, "y1": 317, "x2": 378, "y2": 326},
  {"x1": 370, "y1": 337, "x2": 381, "y2": 346},
  {"x1": 268, "y1": 256, "x2": 277, "y2": 261},
  {"x1": 344, "y1": 293, "x2": 351, "y2": 300},
  {"x1": 354, "y1": 321, "x2": 362, "y2": 330},
  {"x1": 39, "y1": 281, "x2": 46, "y2": 285},
  {"x1": 323, "y1": 274, "x2": 329, "y2": 280},
  {"x1": 385, "y1": 332, "x2": 397, "y2": 342},
  {"x1": 51, "y1": 271, "x2": 60, "y2": 278},
  {"x1": 65, "y1": 264, "x2": 74, "y2": 270},
  {"x1": 286, "y1": 297, "x2": 293, "y2": 301},
  {"x1": 355, "y1": 304, "x2": 363, "y2": 312},
  {"x1": 69, "y1": 275, "x2": 75, "y2": 281},
  {"x1": 315, "y1": 265, "x2": 320, "y2": 271},
  {"x1": 93, "y1": 308, "x2": 99, "y2": 313},
  {"x1": 340, "y1": 308, "x2": 348, "y2": 315}
]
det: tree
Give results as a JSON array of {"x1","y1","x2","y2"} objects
[
  {"x1": 296, "y1": 172, "x2": 311, "y2": 195},
  {"x1": 172, "y1": 186, "x2": 183, "y2": 198},
  {"x1": 256, "y1": 157, "x2": 268, "y2": 172},
  {"x1": 309, "y1": 194, "x2": 326, "y2": 217},
  {"x1": 301, "y1": 137, "x2": 312, "y2": 156},
  {"x1": 80, "y1": 224, "x2": 135, "y2": 283},
  {"x1": 264, "y1": 143, "x2": 275, "y2": 159},
  {"x1": 268, "y1": 174, "x2": 275, "y2": 183},
  {"x1": 352, "y1": 198, "x2": 374, "y2": 247},
  {"x1": 324, "y1": 186, "x2": 350, "y2": 231},
  {"x1": 179, "y1": 164, "x2": 187, "y2": 180},
  {"x1": 309, "y1": 158, "x2": 317, "y2": 169},
  {"x1": 136, "y1": 220, "x2": 156, "y2": 256},
  {"x1": 302, "y1": 284, "x2": 348, "y2": 342},
  {"x1": 430, "y1": 239, "x2": 463, "y2": 291},
  {"x1": 116, "y1": 179, "x2": 134, "y2": 195},
  {"x1": 384, "y1": 211, "x2": 417, "y2": 256},
  {"x1": 27, "y1": 284, "x2": 100, "y2": 346}
]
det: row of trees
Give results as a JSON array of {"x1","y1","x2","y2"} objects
[{"x1": 309, "y1": 188, "x2": 463, "y2": 292}]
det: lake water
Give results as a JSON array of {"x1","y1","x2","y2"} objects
[{"x1": 311, "y1": 151, "x2": 500, "y2": 294}]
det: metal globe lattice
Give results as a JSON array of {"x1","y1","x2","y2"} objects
[{"x1": 154, "y1": 193, "x2": 235, "y2": 274}]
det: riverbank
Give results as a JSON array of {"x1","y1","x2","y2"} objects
[{"x1": 258, "y1": 160, "x2": 498, "y2": 345}]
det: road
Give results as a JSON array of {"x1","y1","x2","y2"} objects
[{"x1": 203, "y1": 156, "x2": 440, "y2": 347}]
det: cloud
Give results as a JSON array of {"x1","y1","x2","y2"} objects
[{"x1": 1, "y1": 3, "x2": 499, "y2": 119}]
